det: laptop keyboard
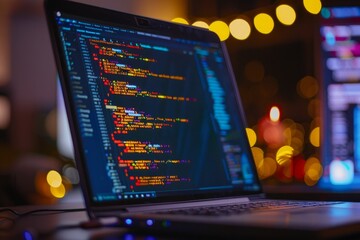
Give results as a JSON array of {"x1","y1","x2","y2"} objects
[{"x1": 157, "y1": 200, "x2": 339, "y2": 216}]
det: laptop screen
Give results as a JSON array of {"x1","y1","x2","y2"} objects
[
  {"x1": 48, "y1": 3, "x2": 261, "y2": 205},
  {"x1": 319, "y1": 3, "x2": 360, "y2": 189}
]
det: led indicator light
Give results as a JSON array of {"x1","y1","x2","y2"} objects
[
  {"x1": 146, "y1": 219, "x2": 154, "y2": 226},
  {"x1": 125, "y1": 218, "x2": 133, "y2": 225},
  {"x1": 23, "y1": 231, "x2": 33, "y2": 240}
]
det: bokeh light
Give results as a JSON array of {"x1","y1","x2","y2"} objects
[
  {"x1": 282, "y1": 120, "x2": 305, "y2": 156},
  {"x1": 192, "y1": 21, "x2": 209, "y2": 29},
  {"x1": 229, "y1": 19, "x2": 251, "y2": 40},
  {"x1": 251, "y1": 147, "x2": 264, "y2": 168},
  {"x1": 303, "y1": 0, "x2": 322, "y2": 15},
  {"x1": 209, "y1": 20, "x2": 230, "y2": 41},
  {"x1": 276, "y1": 145, "x2": 294, "y2": 166},
  {"x1": 276, "y1": 4, "x2": 296, "y2": 26},
  {"x1": 63, "y1": 165, "x2": 80, "y2": 184},
  {"x1": 304, "y1": 157, "x2": 323, "y2": 186},
  {"x1": 270, "y1": 106, "x2": 280, "y2": 122},
  {"x1": 262, "y1": 157, "x2": 277, "y2": 178},
  {"x1": 50, "y1": 183, "x2": 66, "y2": 199},
  {"x1": 171, "y1": 17, "x2": 189, "y2": 25},
  {"x1": 310, "y1": 127, "x2": 320, "y2": 147},
  {"x1": 246, "y1": 128, "x2": 257, "y2": 147},
  {"x1": 294, "y1": 157, "x2": 306, "y2": 181},
  {"x1": 254, "y1": 13, "x2": 274, "y2": 34},
  {"x1": 321, "y1": 7, "x2": 331, "y2": 19},
  {"x1": 46, "y1": 170, "x2": 62, "y2": 188},
  {"x1": 297, "y1": 75, "x2": 319, "y2": 99}
]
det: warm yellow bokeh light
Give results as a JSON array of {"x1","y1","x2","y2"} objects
[
  {"x1": 297, "y1": 75, "x2": 319, "y2": 99},
  {"x1": 171, "y1": 17, "x2": 189, "y2": 25},
  {"x1": 50, "y1": 183, "x2": 66, "y2": 199},
  {"x1": 209, "y1": 20, "x2": 230, "y2": 41},
  {"x1": 304, "y1": 157, "x2": 323, "y2": 186},
  {"x1": 276, "y1": 145, "x2": 294, "y2": 166},
  {"x1": 192, "y1": 21, "x2": 209, "y2": 29},
  {"x1": 276, "y1": 4, "x2": 296, "y2": 26},
  {"x1": 282, "y1": 119, "x2": 305, "y2": 155},
  {"x1": 251, "y1": 147, "x2": 264, "y2": 167},
  {"x1": 263, "y1": 157, "x2": 277, "y2": 178},
  {"x1": 258, "y1": 157, "x2": 277, "y2": 180},
  {"x1": 254, "y1": 13, "x2": 274, "y2": 34},
  {"x1": 305, "y1": 157, "x2": 322, "y2": 173},
  {"x1": 310, "y1": 127, "x2": 320, "y2": 147},
  {"x1": 46, "y1": 170, "x2": 62, "y2": 188},
  {"x1": 229, "y1": 19, "x2": 251, "y2": 40},
  {"x1": 246, "y1": 128, "x2": 257, "y2": 147},
  {"x1": 270, "y1": 106, "x2": 280, "y2": 122},
  {"x1": 303, "y1": 0, "x2": 322, "y2": 15}
]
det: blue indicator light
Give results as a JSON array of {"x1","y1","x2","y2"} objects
[
  {"x1": 125, "y1": 218, "x2": 133, "y2": 225},
  {"x1": 23, "y1": 231, "x2": 33, "y2": 240},
  {"x1": 162, "y1": 220, "x2": 171, "y2": 227},
  {"x1": 146, "y1": 219, "x2": 154, "y2": 226}
]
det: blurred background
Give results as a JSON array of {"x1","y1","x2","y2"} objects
[{"x1": 0, "y1": 0, "x2": 359, "y2": 206}]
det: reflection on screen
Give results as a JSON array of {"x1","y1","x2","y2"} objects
[{"x1": 57, "y1": 79, "x2": 74, "y2": 160}]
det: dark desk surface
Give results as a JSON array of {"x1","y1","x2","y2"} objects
[
  {"x1": 0, "y1": 201, "x2": 131, "y2": 240},
  {"x1": 3, "y1": 187, "x2": 360, "y2": 240},
  {"x1": 1, "y1": 202, "x2": 192, "y2": 240}
]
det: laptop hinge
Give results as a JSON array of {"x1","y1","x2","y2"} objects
[{"x1": 125, "y1": 196, "x2": 252, "y2": 213}]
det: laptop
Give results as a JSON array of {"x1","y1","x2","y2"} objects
[{"x1": 44, "y1": 0, "x2": 360, "y2": 239}]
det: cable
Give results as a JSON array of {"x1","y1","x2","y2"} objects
[
  {"x1": 21, "y1": 219, "x2": 120, "y2": 239},
  {"x1": 0, "y1": 207, "x2": 119, "y2": 239},
  {"x1": 0, "y1": 207, "x2": 87, "y2": 234},
  {"x1": 0, "y1": 207, "x2": 85, "y2": 217}
]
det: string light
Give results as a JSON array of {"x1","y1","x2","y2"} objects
[
  {"x1": 192, "y1": 21, "x2": 209, "y2": 29},
  {"x1": 254, "y1": 13, "x2": 274, "y2": 34},
  {"x1": 171, "y1": 17, "x2": 189, "y2": 25},
  {"x1": 303, "y1": 0, "x2": 322, "y2": 15},
  {"x1": 209, "y1": 20, "x2": 230, "y2": 41},
  {"x1": 276, "y1": 4, "x2": 296, "y2": 26},
  {"x1": 229, "y1": 19, "x2": 251, "y2": 40},
  {"x1": 172, "y1": 0, "x2": 322, "y2": 41}
]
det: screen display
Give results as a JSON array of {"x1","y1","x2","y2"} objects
[
  {"x1": 54, "y1": 11, "x2": 260, "y2": 203},
  {"x1": 320, "y1": 6, "x2": 360, "y2": 188}
]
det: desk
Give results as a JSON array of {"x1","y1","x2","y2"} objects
[
  {"x1": 3, "y1": 201, "x2": 360, "y2": 240},
  {"x1": 0, "y1": 202, "x2": 193, "y2": 240},
  {"x1": 0, "y1": 202, "x2": 126, "y2": 240}
]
